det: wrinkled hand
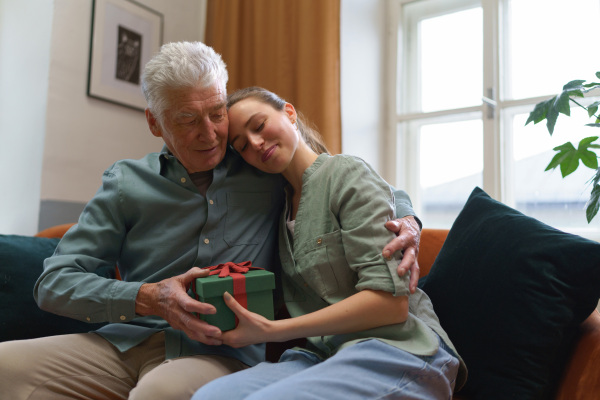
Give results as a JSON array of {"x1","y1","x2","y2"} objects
[
  {"x1": 220, "y1": 292, "x2": 272, "y2": 348},
  {"x1": 135, "y1": 267, "x2": 223, "y2": 345},
  {"x1": 383, "y1": 216, "x2": 421, "y2": 293}
]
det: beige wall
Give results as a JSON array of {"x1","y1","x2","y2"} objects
[
  {"x1": 42, "y1": 0, "x2": 207, "y2": 203},
  {"x1": 0, "y1": 0, "x2": 53, "y2": 235},
  {"x1": 0, "y1": 0, "x2": 207, "y2": 234}
]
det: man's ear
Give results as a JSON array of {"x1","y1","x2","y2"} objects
[
  {"x1": 284, "y1": 103, "x2": 297, "y2": 124},
  {"x1": 145, "y1": 109, "x2": 162, "y2": 138}
]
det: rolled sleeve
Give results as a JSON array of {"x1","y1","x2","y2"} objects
[{"x1": 332, "y1": 157, "x2": 411, "y2": 297}]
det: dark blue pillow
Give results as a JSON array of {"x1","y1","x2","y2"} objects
[
  {"x1": 420, "y1": 187, "x2": 600, "y2": 399},
  {"x1": 0, "y1": 235, "x2": 111, "y2": 341}
]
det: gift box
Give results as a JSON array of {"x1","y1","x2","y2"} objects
[{"x1": 192, "y1": 261, "x2": 275, "y2": 331}]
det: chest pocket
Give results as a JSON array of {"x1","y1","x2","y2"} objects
[
  {"x1": 294, "y1": 229, "x2": 354, "y2": 301},
  {"x1": 224, "y1": 192, "x2": 272, "y2": 246}
]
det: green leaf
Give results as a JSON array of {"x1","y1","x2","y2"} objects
[
  {"x1": 545, "y1": 142, "x2": 577, "y2": 174},
  {"x1": 553, "y1": 142, "x2": 577, "y2": 152},
  {"x1": 563, "y1": 79, "x2": 586, "y2": 90},
  {"x1": 545, "y1": 151, "x2": 570, "y2": 171},
  {"x1": 580, "y1": 149, "x2": 599, "y2": 169},
  {"x1": 560, "y1": 155, "x2": 580, "y2": 177},
  {"x1": 588, "y1": 104, "x2": 599, "y2": 118},
  {"x1": 596, "y1": 71, "x2": 600, "y2": 80},
  {"x1": 577, "y1": 137, "x2": 600, "y2": 170},
  {"x1": 586, "y1": 123, "x2": 600, "y2": 128},
  {"x1": 586, "y1": 182, "x2": 600, "y2": 223},
  {"x1": 546, "y1": 99, "x2": 560, "y2": 134},
  {"x1": 578, "y1": 136, "x2": 600, "y2": 146},
  {"x1": 525, "y1": 98, "x2": 553, "y2": 126},
  {"x1": 582, "y1": 83, "x2": 600, "y2": 93},
  {"x1": 555, "y1": 91, "x2": 572, "y2": 117}
]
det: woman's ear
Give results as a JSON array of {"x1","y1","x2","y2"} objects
[
  {"x1": 284, "y1": 103, "x2": 297, "y2": 124},
  {"x1": 146, "y1": 109, "x2": 163, "y2": 138}
]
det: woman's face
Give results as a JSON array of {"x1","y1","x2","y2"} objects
[{"x1": 227, "y1": 98, "x2": 298, "y2": 174}]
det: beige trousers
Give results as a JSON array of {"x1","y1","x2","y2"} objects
[{"x1": 0, "y1": 332, "x2": 247, "y2": 400}]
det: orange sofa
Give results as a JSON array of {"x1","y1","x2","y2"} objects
[{"x1": 33, "y1": 224, "x2": 600, "y2": 399}]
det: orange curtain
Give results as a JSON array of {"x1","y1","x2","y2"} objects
[{"x1": 205, "y1": 0, "x2": 341, "y2": 154}]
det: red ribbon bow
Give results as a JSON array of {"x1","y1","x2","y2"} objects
[
  {"x1": 203, "y1": 261, "x2": 261, "y2": 278},
  {"x1": 202, "y1": 261, "x2": 263, "y2": 321}
]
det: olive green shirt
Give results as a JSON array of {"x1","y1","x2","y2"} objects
[{"x1": 279, "y1": 154, "x2": 467, "y2": 388}]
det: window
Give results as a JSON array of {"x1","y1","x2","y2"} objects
[{"x1": 388, "y1": 0, "x2": 600, "y2": 237}]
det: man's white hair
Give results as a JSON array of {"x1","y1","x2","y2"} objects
[{"x1": 141, "y1": 41, "x2": 228, "y2": 121}]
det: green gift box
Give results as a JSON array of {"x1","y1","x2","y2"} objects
[{"x1": 192, "y1": 261, "x2": 275, "y2": 331}]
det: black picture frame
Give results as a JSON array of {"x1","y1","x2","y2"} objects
[{"x1": 87, "y1": 0, "x2": 163, "y2": 111}]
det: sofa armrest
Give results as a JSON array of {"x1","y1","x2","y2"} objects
[
  {"x1": 418, "y1": 229, "x2": 449, "y2": 276},
  {"x1": 35, "y1": 223, "x2": 76, "y2": 238},
  {"x1": 556, "y1": 310, "x2": 600, "y2": 399}
]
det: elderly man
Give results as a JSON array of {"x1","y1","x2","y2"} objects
[{"x1": 0, "y1": 42, "x2": 421, "y2": 399}]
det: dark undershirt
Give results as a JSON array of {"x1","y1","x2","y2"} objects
[{"x1": 189, "y1": 170, "x2": 213, "y2": 197}]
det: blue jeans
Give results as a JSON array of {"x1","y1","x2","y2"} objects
[{"x1": 192, "y1": 338, "x2": 459, "y2": 400}]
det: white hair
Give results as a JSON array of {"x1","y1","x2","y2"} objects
[{"x1": 141, "y1": 41, "x2": 228, "y2": 121}]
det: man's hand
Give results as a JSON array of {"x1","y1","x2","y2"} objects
[
  {"x1": 135, "y1": 267, "x2": 223, "y2": 345},
  {"x1": 383, "y1": 216, "x2": 421, "y2": 293}
]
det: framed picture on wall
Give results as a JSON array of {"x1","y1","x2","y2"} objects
[{"x1": 87, "y1": 0, "x2": 163, "y2": 111}]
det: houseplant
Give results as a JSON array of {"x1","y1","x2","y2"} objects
[{"x1": 525, "y1": 72, "x2": 600, "y2": 222}]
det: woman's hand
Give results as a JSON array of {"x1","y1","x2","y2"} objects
[{"x1": 221, "y1": 292, "x2": 274, "y2": 348}]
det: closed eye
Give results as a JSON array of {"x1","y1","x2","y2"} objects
[
  {"x1": 211, "y1": 112, "x2": 226, "y2": 122},
  {"x1": 235, "y1": 141, "x2": 248, "y2": 153}
]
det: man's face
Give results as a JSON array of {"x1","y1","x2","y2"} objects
[{"x1": 146, "y1": 83, "x2": 229, "y2": 173}]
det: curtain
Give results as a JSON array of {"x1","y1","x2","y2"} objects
[{"x1": 205, "y1": 0, "x2": 341, "y2": 154}]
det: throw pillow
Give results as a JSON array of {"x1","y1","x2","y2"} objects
[
  {"x1": 0, "y1": 235, "x2": 112, "y2": 342},
  {"x1": 420, "y1": 187, "x2": 600, "y2": 399}
]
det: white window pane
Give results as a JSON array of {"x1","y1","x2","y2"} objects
[
  {"x1": 507, "y1": 0, "x2": 600, "y2": 100},
  {"x1": 419, "y1": 120, "x2": 483, "y2": 227},
  {"x1": 420, "y1": 7, "x2": 483, "y2": 112},
  {"x1": 512, "y1": 109, "x2": 598, "y2": 229}
]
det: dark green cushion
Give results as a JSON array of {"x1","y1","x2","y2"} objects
[
  {"x1": 420, "y1": 187, "x2": 600, "y2": 399},
  {"x1": 0, "y1": 235, "x2": 112, "y2": 341}
]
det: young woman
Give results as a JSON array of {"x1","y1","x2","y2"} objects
[{"x1": 192, "y1": 87, "x2": 466, "y2": 400}]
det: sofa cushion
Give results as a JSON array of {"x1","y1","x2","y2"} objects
[
  {"x1": 420, "y1": 187, "x2": 600, "y2": 399},
  {"x1": 0, "y1": 234, "x2": 112, "y2": 342}
]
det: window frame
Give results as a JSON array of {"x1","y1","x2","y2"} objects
[{"x1": 385, "y1": 0, "x2": 600, "y2": 238}]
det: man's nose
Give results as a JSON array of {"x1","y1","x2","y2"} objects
[{"x1": 197, "y1": 118, "x2": 217, "y2": 141}]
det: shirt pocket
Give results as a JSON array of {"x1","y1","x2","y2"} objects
[
  {"x1": 294, "y1": 229, "x2": 353, "y2": 300},
  {"x1": 224, "y1": 192, "x2": 272, "y2": 246}
]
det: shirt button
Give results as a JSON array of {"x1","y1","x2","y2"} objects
[
  {"x1": 317, "y1": 238, "x2": 322, "y2": 245},
  {"x1": 120, "y1": 315, "x2": 126, "y2": 321},
  {"x1": 209, "y1": 199, "x2": 214, "y2": 205},
  {"x1": 204, "y1": 238, "x2": 210, "y2": 244},
  {"x1": 180, "y1": 177, "x2": 186, "y2": 183},
  {"x1": 86, "y1": 316, "x2": 91, "y2": 322}
]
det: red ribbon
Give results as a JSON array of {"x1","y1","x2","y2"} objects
[{"x1": 202, "y1": 261, "x2": 263, "y2": 324}]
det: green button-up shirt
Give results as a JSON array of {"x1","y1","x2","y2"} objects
[
  {"x1": 279, "y1": 154, "x2": 466, "y2": 387},
  {"x1": 35, "y1": 147, "x2": 285, "y2": 366}
]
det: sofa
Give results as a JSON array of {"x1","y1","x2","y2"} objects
[{"x1": 1, "y1": 188, "x2": 599, "y2": 399}]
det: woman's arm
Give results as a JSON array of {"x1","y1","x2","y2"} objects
[{"x1": 220, "y1": 289, "x2": 408, "y2": 348}]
